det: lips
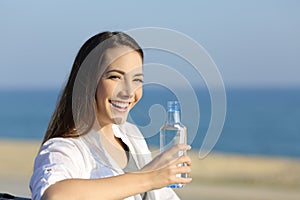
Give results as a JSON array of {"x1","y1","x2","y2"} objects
[{"x1": 109, "y1": 100, "x2": 131, "y2": 112}]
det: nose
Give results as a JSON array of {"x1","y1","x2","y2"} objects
[{"x1": 116, "y1": 79, "x2": 135, "y2": 99}]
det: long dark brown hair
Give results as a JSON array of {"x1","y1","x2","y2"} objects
[{"x1": 43, "y1": 31, "x2": 143, "y2": 143}]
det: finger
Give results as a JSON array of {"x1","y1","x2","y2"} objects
[
  {"x1": 173, "y1": 165, "x2": 192, "y2": 175},
  {"x1": 174, "y1": 155, "x2": 192, "y2": 166},
  {"x1": 174, "y1": 177, "x2": 193, "y2": 185}
]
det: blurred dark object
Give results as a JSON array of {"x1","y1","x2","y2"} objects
[{"x1": 0, "y1": 193, "x2": 30, "y2": 200}]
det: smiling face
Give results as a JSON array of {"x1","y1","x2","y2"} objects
[{"x1": 95, "y1": 47, "x2": 143, "y2": 127}]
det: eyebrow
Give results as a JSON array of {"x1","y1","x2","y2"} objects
[
  {"x1": 105, "y1": 69, "x2": 125, "y2": 75},
  {"x1": 105, "y1": 69, "x2": 143, "y2": 77}
]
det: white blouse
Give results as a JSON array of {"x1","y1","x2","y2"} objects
[{"x1": 30, "y1": 122, "x2": 180, "y2": 200}]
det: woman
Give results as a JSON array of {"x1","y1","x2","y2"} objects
[{"x1": 30, "y1": 31, "x2": 192, "y2": 200}]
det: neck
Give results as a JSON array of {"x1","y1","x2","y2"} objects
[{"x1": 167, "y1": 110, "x2": 180, "y2": 124}]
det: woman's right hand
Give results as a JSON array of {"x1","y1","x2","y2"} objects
[{"x1": 140, "y1": 144, "x2": 192, "y2": 190}]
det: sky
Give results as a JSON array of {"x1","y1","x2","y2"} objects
[{"x1": 0, "y1": 0, "x2": 300, "y2": 89}]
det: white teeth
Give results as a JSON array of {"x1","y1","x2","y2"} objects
[{"x1": 110, "y1": 101, "x2": 129, "y2": 109}]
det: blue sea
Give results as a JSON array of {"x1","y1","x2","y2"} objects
[{"x1": 0, "y1": 87, "x2": 299, "y2": 158}]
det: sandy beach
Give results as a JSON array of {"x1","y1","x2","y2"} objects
[{"x1": 1, "y1": 140, "x2": 300, "y2": 200}]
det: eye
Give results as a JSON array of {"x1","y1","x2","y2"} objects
[
  {"x1": 133, "y1": 78, "x2": 144, "y2": 83},
  {"x1": 108, "y1": 75, "x2": 121, "y2": 80}
]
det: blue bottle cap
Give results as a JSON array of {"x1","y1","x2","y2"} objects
[{"x1": 167, "y1": 100, "x2": 180, "y2": 112}]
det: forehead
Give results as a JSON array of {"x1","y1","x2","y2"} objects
[{"x1": 103, "y1": 47, "x2": 143, "y2": 72}]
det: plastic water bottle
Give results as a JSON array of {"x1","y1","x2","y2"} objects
[{"x1": 160, "y1": 100, "x2": 187, "y2": 188}]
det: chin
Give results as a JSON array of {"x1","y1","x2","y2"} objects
[
  {"x1": 112, "y1": 117, "x2": 126, "y2": 125},
  {"x1": 110, "y1": 109, "x2": 130, "y2": 125}
]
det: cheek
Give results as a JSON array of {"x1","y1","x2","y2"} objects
[
  {"x1": 135, "y1": 87, "x2": 143, "y2": 102},
  {"x1": 96, "y1": 82, "x2": 115, "y2": 102}
]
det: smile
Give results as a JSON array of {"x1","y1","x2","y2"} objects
[{"x1": 109, "y1": 100, "x2": 131, "y2": 112}]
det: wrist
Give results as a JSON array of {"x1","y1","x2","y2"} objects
[{"x1": 132, "y1": 171, "x2": 154, "y2": 191}]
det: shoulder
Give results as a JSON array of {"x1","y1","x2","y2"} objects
[
  {"x1": 42, "y1": 137, "x2": 77, "y2": 147},
  {"x1": 40, "y1": 137, "x2": 82, "y2": 154},
  {"x1": 30, "y1": 137, "x2": 88, "y2": 200},
  {"x1": 32, "y1": 137, "x2": 90, "y2": 183},
  {"x1": 36, "y1": 137, "x2": 87, "y2": 168}
]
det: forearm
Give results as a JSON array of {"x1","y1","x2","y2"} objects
[{"x1": 41, "y1": 172, "x2": 153, "y2": 200}]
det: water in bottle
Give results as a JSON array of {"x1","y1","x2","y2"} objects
[{"x1": 160, "y1": 100, "x2": 187, "y2": 188}]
